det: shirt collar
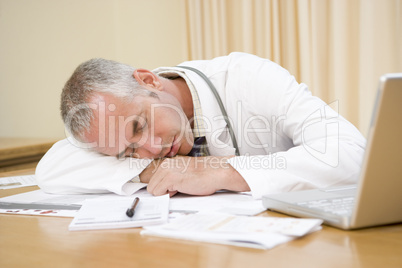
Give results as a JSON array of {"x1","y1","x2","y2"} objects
[{"x1": 156, "y1": 70, "x2": 206, "y2": 138}]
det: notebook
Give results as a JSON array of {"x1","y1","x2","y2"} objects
[
  {"x1": 262, "y1": 73, "x2": 402, "y2": 230},
  {"x1": 69, "y1": 194, "x2": 169, "y2": 231}
]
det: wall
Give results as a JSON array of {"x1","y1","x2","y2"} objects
[{"x1": 0, "y1": 0, "x2": 188, "y2": 139}]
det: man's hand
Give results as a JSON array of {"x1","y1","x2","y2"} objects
[{"x1": 139, "y1": 156, "x2": 250, "y2": 197}]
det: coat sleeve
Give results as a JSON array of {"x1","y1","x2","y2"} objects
[
  {"x1": 35, "y1": 138, "x2": 151, "y2": 194},
  {"x1": 225, "y1": 53, "x2": 367, "y2": 199}
]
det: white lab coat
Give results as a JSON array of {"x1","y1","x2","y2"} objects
[{"x1": 36, "y1": 52, "x2": 366, "y2": 199}]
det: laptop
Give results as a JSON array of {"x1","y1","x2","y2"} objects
[{"x1": 262, "y1": 73, "x2": 402, "y2": 230}]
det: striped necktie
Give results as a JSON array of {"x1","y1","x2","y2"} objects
[{"x1": 187, "y1": 136, "x2": 207, "y2": 157}]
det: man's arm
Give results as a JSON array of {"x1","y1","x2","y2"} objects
[
  {"x1": 182, "y1": 52, "x2": 366, "y2": 199},
  {"x1": 139, "y1": 156, "x2": 250, "y2": 196},
  {"x1": 223, "y1": 53, "x2": 366, "y2": 199}
]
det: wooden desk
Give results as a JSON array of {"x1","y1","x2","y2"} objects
[
  {"x1": 0, "y1": 137, "x2": 57, "y2": 172},
  {"x1": 1, "y1": 169, "x2": 401, "y2": 268}
]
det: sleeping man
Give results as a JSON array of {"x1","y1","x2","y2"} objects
[{"x1": 36, "y1": 52, "x2": 366, "y2": 198}]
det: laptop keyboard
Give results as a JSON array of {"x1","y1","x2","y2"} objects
[{"x1": 297, "y1": 197, "x2": 355, "y2": 215}]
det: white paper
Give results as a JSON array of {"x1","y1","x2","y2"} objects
[
  {"x1": 0, "y1": 188, "x2": 94, "y2": 217},
  {"x1": 152, "y1": 212, "x2": 322, "y2": 236},
  {"x1": 165, "y1": 212, "x2": 322, "y2": 236},
  {"x1": 69, "y1": 194, "x2": 169, "y2": 231},
  {"x1": 0, "y1": 175, "x2": 37, "y2": 189},
  {"x1": 142, "y1": 226, "x2": 293, "y2": 249},
  {"x1": 142, "y1": 212, "x2": 322, "y2": 249},
  {"x1": 0, "y1": 188, "x2": 152, "y2": 205},
  {"x1": 0, "y1": 207, "x2": 78, "y2": 217},
  {"x1": 169, "y1": 191, "x2": 266, "y2": 216},
  {"x1": 0, "y1": 189, "x2": 148, "y2": 217}
]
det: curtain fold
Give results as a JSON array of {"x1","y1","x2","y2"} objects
[{"x1": 184, "y1": 0, "x2": 401, "y2": 135}]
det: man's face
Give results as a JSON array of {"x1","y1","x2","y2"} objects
[{"x1": 85, "y1": 91, "x2": 194, "y2": 159}]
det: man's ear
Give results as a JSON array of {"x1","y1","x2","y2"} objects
[{"x1": 133, "y1": 69, "x2": 162, "y2": 90}]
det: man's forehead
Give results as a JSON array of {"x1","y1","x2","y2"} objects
[
  {"x1": 89, "y1": 93, "x2": 144, "y2": 116},
  {"x1": 84, "y1": 93, "x2": 147, "y2": 151},
  {"x1": 88, "y1": 92, "x2": 125, "y2": 106}
]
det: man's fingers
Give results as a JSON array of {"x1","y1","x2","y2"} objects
[
  {"x1": 151, "y1": 176, "x2": 177, "y2": 196},
  {"x1": 168, "y1": 191, "x2": 178, "y2": 197},
  {"x1": 146, "y1": 169, "x2": 173, "y2": 196},
  {"x1": 145, "y1": 164, "x2": 166, "y2": 194}
]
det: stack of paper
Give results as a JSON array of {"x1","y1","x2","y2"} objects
[
  {"x1": 0, "y1": 175, "x2": 37, "y2": 189},
  {"x1": 0, "y1": 189, "x2": 265, "y2": 218},
  {"x1": 1, "y1": 187, "x2": 323, "y2": 249},
  {"x1": 141, "y1": 212, "x2": 323, "y2": 249}
]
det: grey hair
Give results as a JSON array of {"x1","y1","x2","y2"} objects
[{"x1": 61, "y1": 58, "x2": 152, "y2": 141}]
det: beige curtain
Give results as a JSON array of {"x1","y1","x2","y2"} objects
[{"x1": 184, "y1": 0, "x2": 402, "y2": 136}]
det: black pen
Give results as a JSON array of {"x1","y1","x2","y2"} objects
[{"x1": 126, "y1": 197, "x2": 140, "y2": 218}]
